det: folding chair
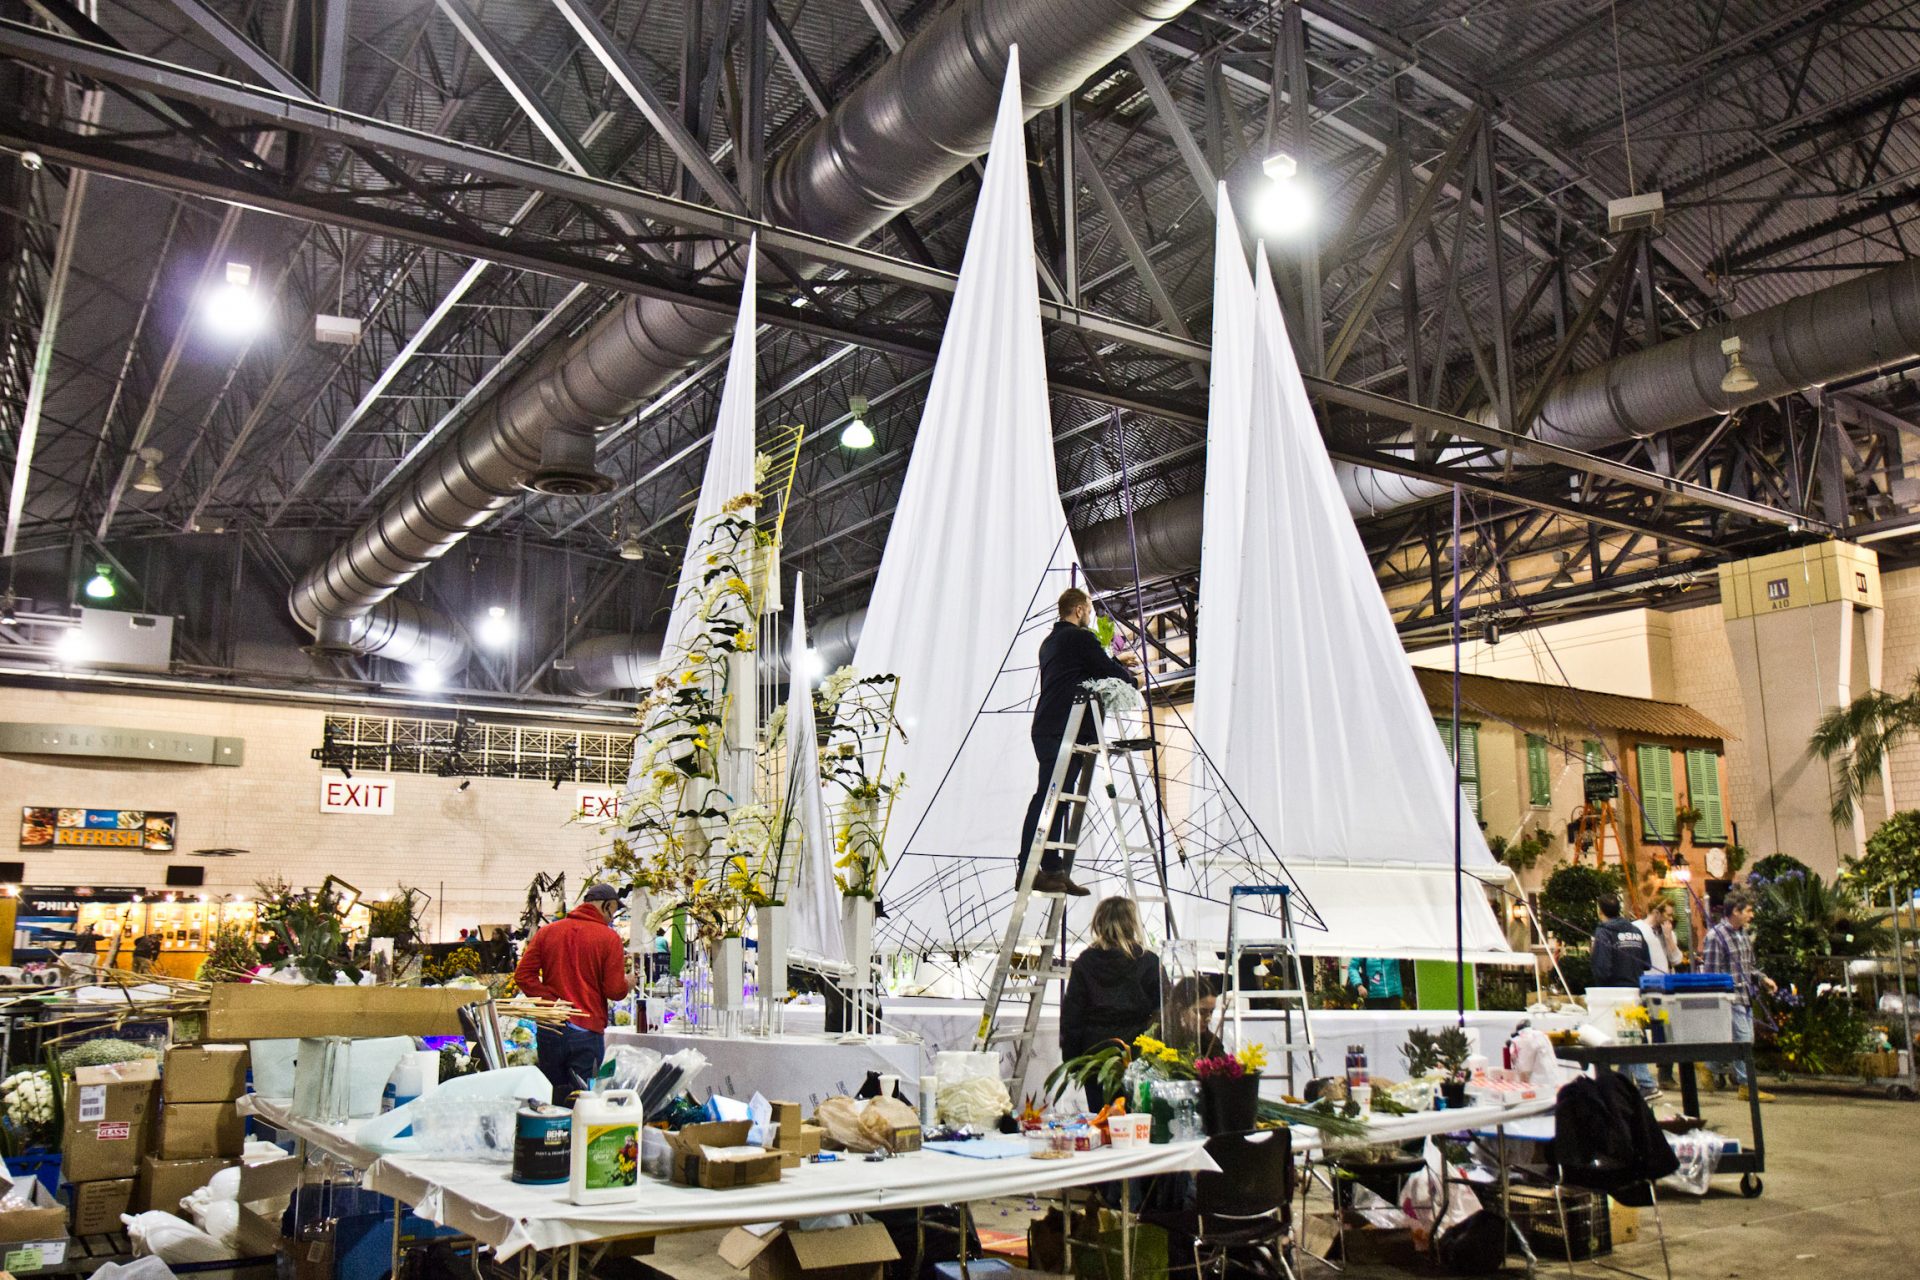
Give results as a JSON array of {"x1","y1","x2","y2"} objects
[{"x1": 1193, "y1": 1128, "x2": 1296, "y2": 1280}]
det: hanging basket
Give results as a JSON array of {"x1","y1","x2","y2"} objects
[{"x1": 1198, "y1": 1073, "x2": 1262, "y2": 1135}]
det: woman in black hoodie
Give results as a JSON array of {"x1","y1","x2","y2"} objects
[{"x1": 1060, "y1": 897, "x2": 1163, "y2": 1112}]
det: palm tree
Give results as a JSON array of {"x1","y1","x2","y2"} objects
[{"x1": 1808, "y1": 682, "x2": 1920, "y2": 825}]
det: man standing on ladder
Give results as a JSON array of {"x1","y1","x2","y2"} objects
[{"x1": 1017, "y1": 588, "x2": 1139, "y2": 896}]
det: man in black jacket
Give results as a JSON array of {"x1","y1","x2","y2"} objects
[
  {"x1": 1017, "y1": 588, "x2": 1138, "y2": 896},
  {"x1": 1590, "y1": 893, "x2": 1658, "y2": 1098}
]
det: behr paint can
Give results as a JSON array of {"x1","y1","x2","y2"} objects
[{"x1": 512, "y1": 1103, "x2": 573, "y2": 1185}]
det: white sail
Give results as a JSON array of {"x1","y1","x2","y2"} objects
[
  {"x1": 852, "y1": 49, "x2": 1097, "y2": 957},
  {"x1": 783, "y1": 574, "x2": 849, "y2": 974},
  {"x1": 625, "y1": 236, "x2": 761, "y2": 801},
  {"x1": 1175, "y1": 225, "x2": 1512, "y2": 962}
]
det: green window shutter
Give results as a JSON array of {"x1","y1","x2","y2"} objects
[
  {"x1": 1527, "y1": 735, "x2": 1552, "y2": 807},
  {"x1": 1584, "y1": 739, "x2": 1605, "y2": 772},
  {"x1": 1435, "y1": 719, "x2": 1482, "y2": 820},
  {"x1": 1685, "y1": 748, "x2": 1726, "y2": 843},
  {"x1": 1636, "y1": 744, "x2": 1677, "y2": 841}
]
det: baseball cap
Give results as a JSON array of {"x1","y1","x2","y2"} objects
[{"x1": 582, "y1": 883, "x2": 621, "y2": 903}]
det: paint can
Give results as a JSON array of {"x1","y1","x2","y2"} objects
[{"x1": 512, "y1": 1103, "x2": 573, "y2": 1185}]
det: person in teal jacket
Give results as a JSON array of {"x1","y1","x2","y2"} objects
[{"x1": 1346, "y1": 957, "x2": 1406, "y2": 1009}]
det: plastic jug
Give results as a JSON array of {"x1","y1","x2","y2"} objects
[{"x1": 569, "y1": 1089, "x2": 643, "y2": 1204}]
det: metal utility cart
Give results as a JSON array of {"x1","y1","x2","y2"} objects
[{"x1": 1558, "y1": 1041, "x2": 1766, "y2": 1197}]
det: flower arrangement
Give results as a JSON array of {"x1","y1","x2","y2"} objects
[
  {"x1": 814, "y1": 666, "x2": 907, "y2": 899},
  {"x1": 197, "y1": 924, "x2": 260, "y2": 982},
  {"x1": 1, "y1": 1069, "x2": 56, "y2": 1147},
  {"x1": 1193, "y1": 1042, "x2": 1267, "y2": 1080},
  {"x1": 1082, "y1": 676, "x2": 1142, "y2": 715}
]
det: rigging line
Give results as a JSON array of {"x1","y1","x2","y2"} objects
[{"x1": 1607, "y1": 0, "x2": 1637, "y2": 195}]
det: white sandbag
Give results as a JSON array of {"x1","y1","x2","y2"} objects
[
  {"x1": 92, "y1": 1259, "x2": 181, "y2": 1280},
  {"x1": 123, "y1": 1210, "x2": 234, "y2": 1264},
  {"x1": 200, "y1": 1199, "x2": 240, "y2": 1247},
  {"x1": 205, "y1": 1166, "x2": 242, "y2": 1202}
]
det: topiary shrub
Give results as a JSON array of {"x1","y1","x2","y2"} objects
[
  {"x1": 1538, "y1": 863, "x2": 1623, "y2": 945},
  {"x1": 1848, "y1": 811, "x2": 1920, "y2": 901},
  {"x1": 1750, "y1": 853, "x2": 1812, "y2": 883}
]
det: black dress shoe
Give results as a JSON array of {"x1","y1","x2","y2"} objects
[{"x1": 1031, "y1": 870, "x2": 1091, "y2": 897}]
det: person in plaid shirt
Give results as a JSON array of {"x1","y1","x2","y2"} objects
[{"x1": 1699, "y1": 885, "x2": 1776, "y2": 1099}]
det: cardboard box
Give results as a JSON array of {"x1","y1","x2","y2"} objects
[
  {"x1": 155, "y1": 1101, "x2": 246, "y2": 1160},
  {"x1": 0, "y1": 1179, "x2": 67, "y2": 1244},
  {"x1": 719, "y1": 1222, "x2": 899, "y2": 1280},
  {"x1": 137, "y1": 1155, "x2": 236, "y2": 1214},
  {"x1": 61, "y1": 1061, "x2": 157, "y2": 1183},
  {"x1": 665, "y1": 1121, "x2": 783, "y2": 1190},
  {"x1": 205, "y1": 985, "x2": 485, "y2": 1040},
  {"x1": 769, "y1": 1101, "x2": 804, "y2": 1143},
  {"x1": 1609, "y1": 1197, "x2": 1640, "y2": 1245},
  {"x1": 164, "y1": 1045, "x2": 251, "y2": 1103},
  {"x1": 67, "y1": 1178, "x2": 133, "y2": 1237}
]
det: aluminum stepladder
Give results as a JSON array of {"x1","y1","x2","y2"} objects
[
  {"x1": 975, "y1": 692, "x2": 1169, "y2": 1103},
  {"x1": 1223, "y1": 884, "x2": 1318, "y2": 1097}
]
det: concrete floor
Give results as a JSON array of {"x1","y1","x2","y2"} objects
[{"x1": 642, "y1": 1091, "x2": 1918, "y2": 1279}]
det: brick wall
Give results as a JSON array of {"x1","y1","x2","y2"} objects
[
  {"x1": 1662, "y1": 603, "x2": 1756, "y2": 844},
  {"x1": 0, "y1": 685, "x2": 616, "y2": 938},
  {"x1": 1878, "y1": 566, "x2": 1920, "y2": 812}
]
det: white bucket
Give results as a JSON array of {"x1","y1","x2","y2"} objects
[{"x1": 1582, "y1": 986, "x2": 1643, "y2": 1035}]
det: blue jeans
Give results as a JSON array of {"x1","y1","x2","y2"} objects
[
  {"x1": 1630, "y1": 1061, "x2": 1657, "y2": 1094},
  {"x1": 1717, "y1": 1004, "x2": 1754, "y2": 1086},
  {"x1": 536, "y1": 1024, "x2": 604, "y2": 1105}
]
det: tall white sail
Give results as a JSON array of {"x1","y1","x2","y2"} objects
[
  {"x1": 783, "y1": 574, "x2": 849, "y2": 974},
  {"x1": 625, "y1": 236, "x2": 761, "y2": 801},
  {"x1": 1177, "y1": 231, "x2": 1511, "y2": 962},
  {"x1": 852, "y1": 50, "x2": 1096, "y2": 957}
]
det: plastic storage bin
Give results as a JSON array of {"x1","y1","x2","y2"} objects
[{"x1": 1645, "y1": 991, "x2": 1736, "y2": 1044}]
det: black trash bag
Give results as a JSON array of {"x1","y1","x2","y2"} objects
[{"x1": 1434, "y1": 1210, "x2": 1509, "y2": 1275}]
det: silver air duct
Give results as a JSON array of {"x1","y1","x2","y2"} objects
[
  {"x1": 1340, "y1": 256, "x2": 1920, "y2": 512},
  {"x1": 556, "y1": 632, "x2": 662, "y2": 697},
  {"x1": 1079, "y1": 256, "x2": 1920, "y2": 579},
  {"x1": 559, "y1": 608, "x2": 867, "y2": 696},
  {"x1": 298, "y1": 597, "x2": 470, "y2": 670},
  {"x1": 289, "y1": 0, "x2": 1195, "y2": 657}
]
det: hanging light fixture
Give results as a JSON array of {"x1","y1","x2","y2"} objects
[
  {"x1": 204, "y1": 263, "x2": 267, "y2": 339},
  {"x1": 132, "y1": 448, "x2": 165, "y2": 494},
  {"x1": 1720, "y1": 335, "x2": 1759, "y2": 395},
  {"x1": 477, "y1": 605, "x2": 513, "y2": 649},
  {"x1": 1256, "y1": 151, "x2": 1314, "y2": 237},
  {"x1": 83, "y1": 564, "x2": 115, "y2": 600},
  {"x1": 410, "y1": 664, "x2": 443, "y2": 691},
  {"x1": 618, "y1": 537, "x2": 645, "y2": 562},
  {"x1": 840, "y1": 395, "x2": 875, "y2": 449}
]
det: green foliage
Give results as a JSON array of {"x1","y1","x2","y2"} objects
[
  {"x1": 1751, "y1": 853, "x2": 1812, "y2": 881},
  {"x1": 1848, "y1": 811, "x2": 1920, "y2": 900},
  {"x1": 1809, "y1": 683, "x2": 1920, "y2": 824},
  {"x1": 1753, "y1": 870, "x2": 1888, "y2": 993},
  {"x1": 1555, "y1": 949, "x2": 1594, "y2": 996},
  {"x1": 1400, "y1": 1028, "x2": 1440, "y2": 1077},
  {"x1": 1489, "y1": 827, "x2": 1555, "y2": 874},
  {"x1": 57, "y1": 1038, "x2": 157, "y2": 1070},
  {"x1": 1723, "y1": 844, "x2": 1751, "y2": 878},
  {"x1": 1434, "y1": 1027, "x2": 1473, "y2": 1083},
  {"x1": 198, "y1": 924, "x2": 260, "y2": 981},
  {"x1": 1765, "y1": 990, "x2": 1871, "y2": 1075},
  {"x1": 369, "y1": 886, "x2": 428, "y2": 943},
  {"x1": 253, "y1": 876, "x2": 360, "y2": 984},
  {"x1": 1538, "y1": 863, "x2": 1623, "y2": 944}
]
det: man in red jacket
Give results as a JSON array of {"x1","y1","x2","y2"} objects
[{"x1": 515, "y1": 883, "x2": 632, "y2": 1103}]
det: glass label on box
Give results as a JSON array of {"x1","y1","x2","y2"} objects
[
  {"x1": 77, "y1": 1083, "x2": 106, "y2": 1122},
  {"x1": 98, "y1": 1120, "x2": 131, "y2": 1140}
]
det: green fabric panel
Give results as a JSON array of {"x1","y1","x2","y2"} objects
[
  {"x1": 1662, "y1": 885, "x2": 1693, "y2": 950},
  {"x1": 1527, "y1": 734, "x2": 1552, "y2": 806},
  {"x1": 1685, "y1": 748, "x2": 1726, "y2": 843},
  {"x1": 1412, "y1": 960, "x2": 1479, "y2": 1012}
]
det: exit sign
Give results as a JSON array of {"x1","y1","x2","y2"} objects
[
  {"x1": 575, "y1": 787, "x2": 623, "y2": 822},
  {"x1": 320, "y1": 773, "x2": 395, "y2": 815}
]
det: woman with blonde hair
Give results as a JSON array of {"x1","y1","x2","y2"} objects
[{"x1": 1060, "y1": 897, "x2": 1162, "y2": 1111}]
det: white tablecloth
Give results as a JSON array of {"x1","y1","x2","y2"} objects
[
  {"x1": 365, "y1": 1139, "x2": 1220, "y2": 1259},
  {"x1": 606, "y1": 1029, "x2": 925, "y2": 1111}
]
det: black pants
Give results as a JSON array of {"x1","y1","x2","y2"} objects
[{"x1": 1018, "y1": 719, "x2": 1095, "y2": 879}]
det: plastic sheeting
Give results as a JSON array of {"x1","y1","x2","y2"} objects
[
  {"x1": 854, "y1": 51, "x2": 1099, "y2": 954},
  {"x1": 784, "y1": 574, "x2": 848, "y2": 975},
  {"x1": 1174, "y1": 207, "x2": 1510, "y2": 962}
]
